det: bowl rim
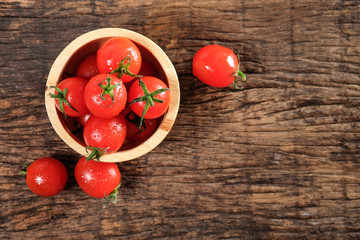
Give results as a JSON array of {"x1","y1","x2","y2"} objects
[{"x1": 45, "y1": 28, "x2": 180, "y2": 162}]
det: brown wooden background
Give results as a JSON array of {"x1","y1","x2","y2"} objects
[{"x1": 1, "y1": 0, "x2": 360, "y2": 239}]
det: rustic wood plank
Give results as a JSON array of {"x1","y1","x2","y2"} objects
[{"x1": 1, "y1": 0, "x2": 360, "y2": 239}]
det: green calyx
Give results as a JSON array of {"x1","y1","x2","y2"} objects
[
  {"x1": 49, "y1": 86, "x2": 79, "y2": 118},
  {"x1": 110, "y1": 53, "x2": 142, "y2": 79},
  {"x1": 231, "y1": 53, "x2": 247, "y2": 89},
  {"x1": 20, "y1": 165, "x2": 28, "y2": 175},
  {"x1": 98, "y1": 77, "x2": 122, "y2": 107},
  {"x1": 103, "y1": 181, "x2": 121, "y2": 209},
  {"x1": 129, "y1": 79, "x2": 169, "y2": 130},
  {"x1": 85, "y1": 146, "x2": 110, "y2": 161}
]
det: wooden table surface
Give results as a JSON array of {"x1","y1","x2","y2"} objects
[{"x1": 1, "y1": 0, "x2": 360, "y2": 239}]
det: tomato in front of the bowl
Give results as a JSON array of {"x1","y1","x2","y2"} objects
[
  {"x1": 24, "y1": 157, "x2": 68, "y2": 197},
  {"x1": 75, "y1": 156, "x2": 121, "y2": 206}
]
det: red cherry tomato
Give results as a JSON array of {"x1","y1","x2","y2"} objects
[
  {"x1": 122, "y1": 107, "x2": 158, "y2": 142},
  {"x1": 128, "y1": 77, "x2": 170, "y2": 120},
  {"x1": 75, "y1": 53, "x2": 99, "y2": 80},
  {"x1": 84, "y1": 74, "x2": 127, "y2": 119},
  {"x1": 76, "y1": 113, "x2": 91, "y2": 127},
  {"x1": 97, "y1": 37, "x2": 142, "y2": 83},
  {"x1": 83, "y1": 114, "x2": 127, "y2": 154},
  {"x1": 25, "y1": 157, "x2": 68, "y2": 197},
  {"x1": 50, "y1": 77, "x2": 89, "y2": 117},
  {"x1": 192, "y1": 45, "x2": 246, "y2": 88},
  {"x1": 75, "y1": 156, "x2": 121, "y2": 198}
]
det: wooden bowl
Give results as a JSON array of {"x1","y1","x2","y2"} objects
[{"x1": 45, "y1": 28, "x2": 180, "y2": 162}]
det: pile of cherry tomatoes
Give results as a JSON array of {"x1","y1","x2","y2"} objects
[{"x1": 23, "y1": 38, "x2": 246, "y2": 206}]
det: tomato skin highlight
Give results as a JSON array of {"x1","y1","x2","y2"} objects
[
  {"x1": 97, "y1": 37, "x2": 142, "y2": 83},
  {"x1": 26, "y1": 157, "x2": 68, "y2": 197},
  {"x1": 54, "y1": 77, "x2": 90, "y2": 117},
  {"x1": 83, "y1": 114, "x2": 127, "y2": 153},
  {"x1": 128, "y1": 77, "x2": 170, "y2": 119},
  {"x1": 75, "y1": 53, "x2": 99, "y2": 80},
  {"x1": 75, "y1": 156, "x2": 121, "y2": 198},
  {"x1": 84, "y1": 74, "x2": 127, "y2": 119},
  {"x1": 192, "y1": 45, "x2": 239, "y2": 88}
]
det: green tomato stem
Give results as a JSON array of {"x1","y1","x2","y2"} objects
[
  {"x1": 231, "y1": 52, "x2": 247, "y2": 89},
  {"x1": 85, "y1": 146, "x2": 110, "y2": 161},
  {"x1": 19, "y1": 165, "x2": 28, "y2": 175},
  {"x1": 103, "y1": 181, "x2": 122, "y2": 209},
  {"x1": 49, "y1": 86, "x2": 79, "y2": 118},
  {"x1": 109, "y1": 53, "x2": 143, "y2": 79},
  {"x1": 98, "y1": 77, "x2": 122, "y2": 107}
]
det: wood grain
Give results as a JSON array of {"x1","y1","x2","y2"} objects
[{"x1": 1, "y1": 0, "x2": 360, "y2": 239}]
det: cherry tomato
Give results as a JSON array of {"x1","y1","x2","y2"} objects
[
  {"x1": 84, "y1": 74, "x2": 127, "y2": 119},
  {"x1": 83, "y1": 114, "x2": 127, "y2": 154},
  {"x1": 25, "y1": 157, "x2": 68, "y2": 197},
  {"x1": 128, "y1": 77, "x2": 170, "y2": 120},
  {"x1": 97, "y1": 37, "x2": 142, "y2": 83},
  {"x1": 192, "y1": 45, "x2": 246, "y2": 88},
  {"x1": 75, "y1": 156, "x2": 121, "y2": 199},
  {"x1": 122, "y1": 107, "x2": 158, "y2": 142},
  {"x1": 50, "y1": 77, "x2": 90, "y2": 117},
  {"x1": 75, "y1": 53, "x2": 99, "y2": 80},
  {"x1": 76, "y1": 113, "x2": 91, "y2": 127}
]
